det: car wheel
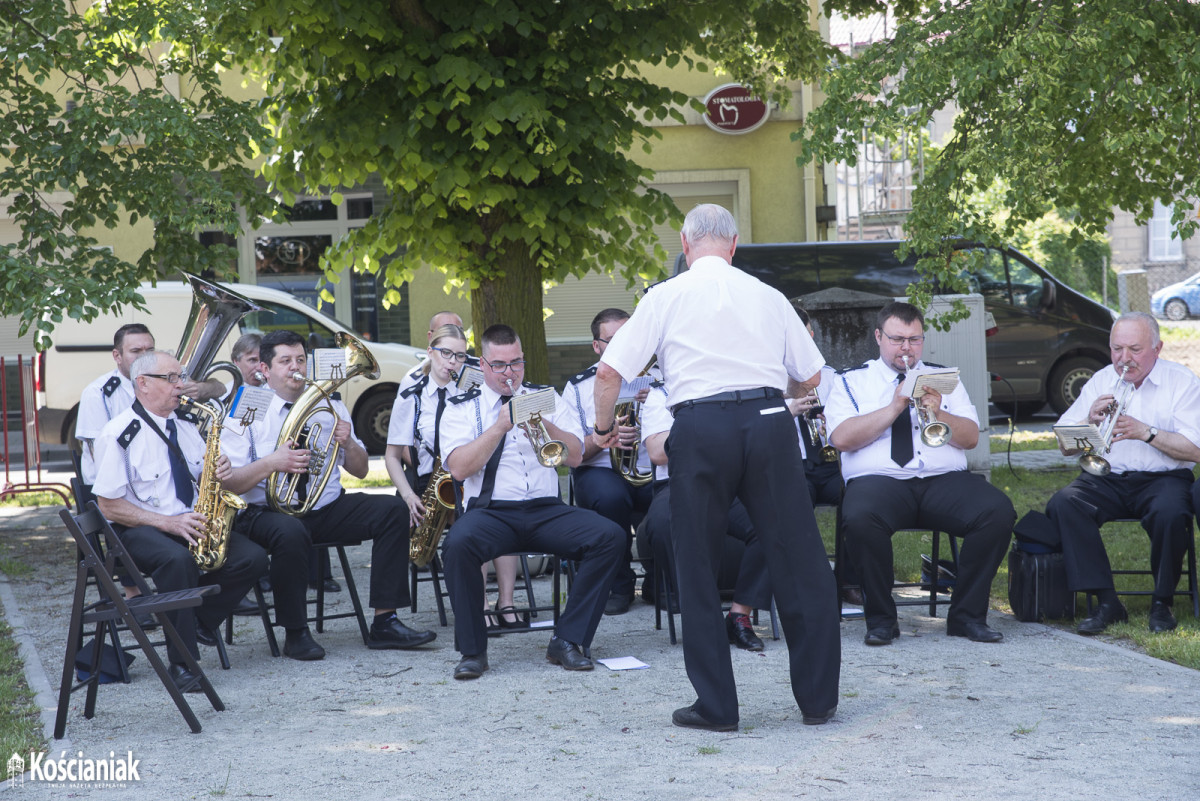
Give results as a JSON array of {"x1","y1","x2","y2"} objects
[
  {"x1": 1164, "y1": 298, "x2": 1189, "y2": 321},
  {"x1": 1048, "y1": 356, "x2": 1103, "y2": 415},
  {"x1": 353, "y1": 389, "x2": 396, "y2": 456}
]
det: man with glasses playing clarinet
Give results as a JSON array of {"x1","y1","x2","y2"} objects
[{"x1": 439, "y1": 324, "x2": 624, "y2": 680}]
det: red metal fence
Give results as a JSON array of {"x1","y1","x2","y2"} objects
[{"x1": 0, "y1": 355, "x2": 71, "y2": 507}]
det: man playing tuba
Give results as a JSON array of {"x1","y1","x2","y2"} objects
[{"x1": 222, "y1": 330, "x2": 436, "y2": 661}]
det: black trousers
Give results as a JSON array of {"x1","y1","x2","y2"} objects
[
  {"x1": 573, "y1": 465, "x2": 655, "y2": 597},
  {"x1": 840, "y1": 472, "x2": 1014, "y2": 631},
  {"x1": 1046, "y1": 469, "x2": 1194, "y2": 601},
  {"x1": 441, "y1": 498, "x2": 624, "y2": 657},
  {"x1": 668, "y1": 397, "x2": 840, "y2": 726},
  {"x1": 114, "y1": 525, "x2": 267, "y2": 664},
  {"x1": 804, "y1": 458, "x2": 857, "y2": 585},
  {"x1": 301, "y1": 491, "x2": 413, "y2": 612},
  {"x1": 235, "y1": 509, "x2": 312, "y2": 630},
  {"x1": 642, "y1": 483, "x2": 772, "y2": 610}
]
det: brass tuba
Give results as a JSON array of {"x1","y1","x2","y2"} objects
[
  {"x1": 176, "y1": 272, "x2": 267, "y2": 410},
  {"x1": 409, "y1": 458, "x2": 457, "y2": 567},
  {"x1": 179, "y1": 397, "x2": 247, "y2": 571},
  {"x1": 267, "y1": 332, "x2": 380, "y2": 516}
]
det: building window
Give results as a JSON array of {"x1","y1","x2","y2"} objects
[{"x1": 1149, "y1": 200, "x2": 1183, "y2": 261}]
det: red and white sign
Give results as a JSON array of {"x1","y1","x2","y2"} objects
[{"x1": 702, "y1": 84, "x2": 770, "y2": 135}]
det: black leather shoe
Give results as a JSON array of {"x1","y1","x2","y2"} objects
[
  {"x1": 367, "y1": 614, "x2": 437, "y2": 650},
  {"x1": 1077, "y1": 601, "x2": 1128, "y2": 635},
  {"x1": 947, "y1": 621, "x2": 1004, "y2": 643},
  {"x1": 726, "y1": 613, "x2": 765, "y2": 652},
  {"x1": 195, "y1": 624, "x2": 219, "y2": 648},
  {"x1": 310, "y1": 578, "x2": 342, "y2": 593},
  {"x1": 840, "y1": 587, "x2": 865, "y2": 607},
  {"x1": 672, "y1": 705, "x2": 737, "y2": 732},
  {"x1": 453, "y1": 653, "x2": 489, "y2": 680},
  {"x1": 168, "y1": 663, "x2": 203, "y2": 694},
  {"x1": 283, "y1": 628, "x2": 326, "y2": 661},
  {"x1": 1148, "y1": 601, "x2": 1178, "y2": 633},
  {"x1": 545, "y1": 637, "x2": 593, "y2": 671},
  {"x1": 232, "y1": 595, "x2": 260, "y2": 617},
  {"x1": 802, "y1": 706, "x2": 837, "y2": 726},
  {"x1": 604, "y1": 593, "x2": 634, "y2": 616},
  {"x1": 864, "y1": 622, "x2": 900, "y2": 646}
]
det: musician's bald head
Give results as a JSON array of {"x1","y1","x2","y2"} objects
[{"x1": 429, "y1": 311, "x2": 464, "y2": 342}]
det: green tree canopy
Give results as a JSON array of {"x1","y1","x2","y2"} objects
[
  {"x1": 212, "y1": 0, "x2": 830, "y2": 379},
  {"x1": 802, "y1": 0, "x2": 1200, "y2": 316},
  {"x1": 0, "y1": 0, "x2": 273, "y2": 346}
]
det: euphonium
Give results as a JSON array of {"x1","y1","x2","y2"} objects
[
  {"x1": 409, "y1": 458, "x2": 457, "y2": 567},
  {"x1": 902, "y1": 355, "x2": 951, "y2": 448},
  {"x1": 180, "y1": 397, "x2": 247, "y2": 571},
  {"x1": 267, "y1": 332, "x2": 381, "y2": 516},
  {"x1": 1079, "y1": 365, "x2": 1133, "y2": 477},
  {"x1": 609, "y1": 358, "x2": 656, "y2": 486}
]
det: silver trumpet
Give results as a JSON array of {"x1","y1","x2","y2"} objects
[
  {"x1": 902, "y1": 355, "x2": 951, "y2": 448},
  {"x1": 1079, "y1": 365, "x2": 1133, "y2": 477},
  {"x1": 803, "y1": 390, "x2": 839, "y2": 463},
  {"x1": 505, "y1": 379, "x2": 565, "y2": 468}
]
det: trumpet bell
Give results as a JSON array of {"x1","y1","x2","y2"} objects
[
  {"x1": 1079, "y1": 452, "x2": 1112, "y2": 477},
  {"x1": 921, "y1": 421, "x2": 951, "y2": 447},
  {"x1": 537, "y1": 440, "x2": 565, "y2": 468}
]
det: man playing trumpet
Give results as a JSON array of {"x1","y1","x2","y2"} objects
[{"x1": 1047, "y1": 312, "x2": 1200, "y2": 635}]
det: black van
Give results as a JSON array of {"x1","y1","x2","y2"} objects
[{"x1": 675, "y1": 241, "x2": 1116, "y2": 414}]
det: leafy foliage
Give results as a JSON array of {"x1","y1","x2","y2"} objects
[
  {"x1": 805, "y1": 0, "x2": 1200, "y2": 320},
  {"x1": 0, "y1": 0, "x2": 273, "y2": 347}
]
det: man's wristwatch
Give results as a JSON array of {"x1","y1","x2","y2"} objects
[
  {"x1": 1146, "y1": 426, "x2": 1158, "y2": 444},
  {"x1": 593, "y1": 422, "x2": 614, "y2": 437}
]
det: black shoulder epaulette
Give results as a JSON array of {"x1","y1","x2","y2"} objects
[
  {"x1": 117, "y1": 419, "x2": 140, "y2": 449},
  {"x1": 567, "y1": 366, "x2": 598, "y2": 386},
  {"x1": 330, "y1": 391, "x2": 342, "y2": 401},
  {"x1": 521, "y1": 381, "x2": 551, "y2": 391},
  {"x1": 449, "y1": 388, "x2": 480, "y2": 405},
  {"x1": 400, "y1": 375, "x2": 429, "y2": 399},
  {"x1": 102, "y1": 376, "x2": 121, "y2": 397},
  {"x1": 923, "y1": 362, "x2": 947, "y2": 369},
  {"x1": 175, "y1": 407, "x2": 202, "y2": 425},
  {"x1": 649, "y1": 378, "x2": 666, "y2": 390},
  {"x1": 836, "y1": 363, "x2": 870, "y2": 375},
  {"x1": 642, "y1": 272, "x2": 681, "y2": 295},
  {"x1": 465, "y1": 355, "x2": 481, "y2": 367}
]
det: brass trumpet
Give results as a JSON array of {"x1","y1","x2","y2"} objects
[
  {"x1": 505, "y1": 379, "x2": 565, "y2": 468},
  {"x1": 1079, "y1": 365, "x2": 1133, "y2": 477},
  {"x1": 803, "y1": 391, "x2": 839, "y2": 463},
  {"x1": 902, "y1": 355, "x2": 951, "y2": 448}
]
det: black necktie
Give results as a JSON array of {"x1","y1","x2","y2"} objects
[
  {"x1": 433, "y1": 387, "x2": 447, "y2": 459},
  {"x1": 165, "y1": 418, "x2": 194, "y2": 506},
  {"x1": 890, "y1": 374, "x2": 914, "y2": 467},
  {"x1": 282, "y1": 401, "x2": 311, "y2": 502},
  {"x1": 472, "y1": 394, "x2": 512, "y2": 510}
]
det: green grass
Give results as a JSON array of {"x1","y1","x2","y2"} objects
[
  {"x1": 989, "y1": 429, "x2": 1058, "y2": 453},
  {"x1": 0, "y1": 619, "x2": 44, "y2": 760},
  {"x1": 0, "y1": 490, "x2": 71, "y2": 508},
  {"x1": 341, "y1": 467, "x2": 396, "y2": 489}
]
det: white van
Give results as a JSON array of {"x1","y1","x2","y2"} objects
[{"x1": 36, "y1": 278, "x2": 424, "y2": 454}]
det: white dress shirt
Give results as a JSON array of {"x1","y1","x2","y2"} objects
[
  {"x1": 387, "y1": 373, "x2": 466, "y2": 476},
  {"x1": 92, "y1": 405, "x2": 204, "y2": 515},
  {"x1": 441, "y1": 382, "x2": 584, "y2": 507},
  {"x1": 1057, "y1": 358, "x2": 1200, "y2": 473},
  {"x1": 563, "y1": 363, "x2": 654, "y2": 473},
  {"x1": 221, "y1": 393, "x2": 359, "y2": 509},
  {"x1": 600, "y1": 255, "x2": 825, "y2": 406},
  {"x1": 826, "y1": 358, "x2": 977, "y2": 482},
  {"x1": 638, "y1": 381, "x2": 673, "y2": 482},
  {"x1": 76, "y1": 368, "x2": 136, "y2": 484}
]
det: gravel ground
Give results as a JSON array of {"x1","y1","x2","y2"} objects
[{"x1": 2, "y1": 499, "x2": 1199, "y2": 800}]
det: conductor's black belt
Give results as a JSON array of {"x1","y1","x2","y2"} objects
[{"x1": 671, "y1": 387, "x2": 782, "y2": 414}]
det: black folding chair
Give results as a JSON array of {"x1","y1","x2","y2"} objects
[{"x1": 56, "y1": 503, "x2": 224, "y2": 737}]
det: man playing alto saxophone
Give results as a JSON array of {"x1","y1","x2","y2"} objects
[
  {"x1": 93, "y1": 350, "x2": 267, "y2": 691},
  {"x1": 1046, "y1": 312, "x2": 1200, "y2": 635},
  {"x1": 222, "y1": 331, "x2": 436, "y2": 661}
]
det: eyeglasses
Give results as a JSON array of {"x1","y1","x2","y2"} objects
[
  {"x1": 483, "y1": 358, "x2": 525, "y2": 373},
  {"x1": 595, "y1": 336, "x2": 611, "y2": 344},
  {"x1": 431, "y1": 347, "x2": 469, "y2": 362},
  {"x1": 142, "y1": 371, "x2": 190, "y2": 384},
  {"x1": 883, "y1": 333, "x2": 925, "y2": 346}
]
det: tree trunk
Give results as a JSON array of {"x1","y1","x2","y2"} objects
[{"x1": 470, "y1": 246, "x2": 550, "y2": 384}]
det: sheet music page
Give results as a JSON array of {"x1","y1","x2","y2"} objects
[
  {"x1": 617, "y1": 375, "x2": 655, "y2": 403},
  {"x1": 508, "y1": 387, "x2": 557, "y2": 424},
  {"x1": 227, "y1": 385, "x2": 276, "y2": 429},
  {"x1": 1053, "y1": 423, "x2": 1104, "y2": 455},
  {"x1": 900, "y1": 367, "x2": 960, "y2": 398},
  {"x1": 456, "y1": 364, "x2": 485, "y2": 391},
  {"x1": 313, "y1": 348, "x2": 348, "y2": 381}
]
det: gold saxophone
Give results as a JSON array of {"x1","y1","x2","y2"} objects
[
  {"x1": 409, "y1": 458, "x2": 457, "y2": 567},
  {"x1": 181, "y1": 398, "x2": 247, "y2": 571}
]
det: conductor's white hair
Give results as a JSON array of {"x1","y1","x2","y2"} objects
[{"x1": 681, "y1": 204, "x2": 738, "y2": 245}]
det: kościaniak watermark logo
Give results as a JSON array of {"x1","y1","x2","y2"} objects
[{"x1": 8, "y1": 750, "x2": 141, "y2": 789}]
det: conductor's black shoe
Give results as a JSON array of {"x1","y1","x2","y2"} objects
[
  {"x1": 863, "y1": 622, "x2": 900, "y2": 646},
  {"x1": 367, "y1": 614, "x2": 437, "y2": 650},
  {"x1": 672, "y1": 705, "x2": 737, "y2": 732},
  {"x1": 168, "y1": 663, "x2": 203, "y2": 694},
  {"x1": 1148, "y1": 601, "x2": 1178, "y2": 633},
  {"x1": 194, "y1": 624, "x2": 219, "y2": 648},
  {"x1": 453, "y1": 653, "x2": 489, "y2": 680},
  {"x1": 1077, "y1": 601, "x2": 1127, "y2": 635},
  {"x1": 232, "y1": 594, "x2": 260, "y2": 617},
  {"x1": 947, "y1": 621, "x2": 1004, "y2": 643},
  {"x1": 283, "y1": 628, "x2": 326, "y2": 661},
  {"x1": 310, "y1": 578, "x2": 341, "y2": 593},
  {"x1": 802, "y1": 706, "x2": 837, "y2": 726},
  {"x1": 726, "y1": 612, "x2": 765, "y2": 652},
  {"x1": 545, "y1": 637, "x2": 593, "y2": 671},
  {"x1": 604, "y1": 592, "x2": 634, "y2": 616}
]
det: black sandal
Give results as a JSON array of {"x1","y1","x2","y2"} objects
[{"x1": 497, "y1": 605, "x2": 527, "y2": 629}]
